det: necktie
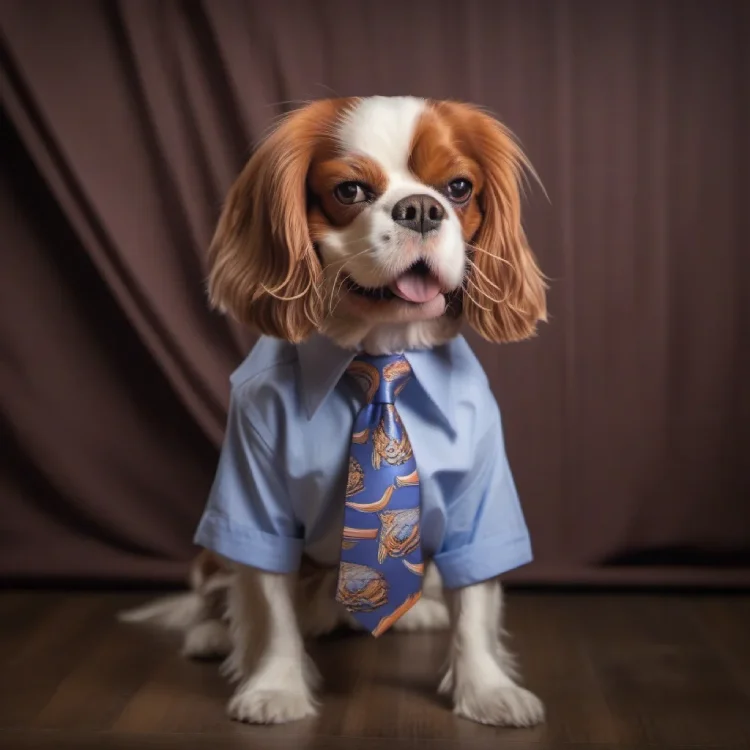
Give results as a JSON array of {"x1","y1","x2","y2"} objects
[{"x1": 335, "y1": 353, "x2": 423, "y2": 637}]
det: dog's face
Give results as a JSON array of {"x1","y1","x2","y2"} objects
[{"x1": 208, "y1": 96, "x2": 546, "y2": 350}]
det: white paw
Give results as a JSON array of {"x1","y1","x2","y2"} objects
[
  {"x1": 182, "y1": 619, "x2": 231, "y2": 659},
  {"x1": 228, "y1": 683, "x2": 318, "y2": 724},
  {"x1": 392, "y1": 597, "x2": 450, "y2": 632},
  {"x1": 453, "y1": 683, "x2": 544, "y2": 727}
]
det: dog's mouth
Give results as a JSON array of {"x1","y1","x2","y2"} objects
[{"x1": 345, "y1": 260, "x2": 444, "y2": 305}]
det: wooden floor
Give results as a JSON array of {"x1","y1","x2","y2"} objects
[{"x1": 1, "y1": 591, "x2": 749, "y2": 749}]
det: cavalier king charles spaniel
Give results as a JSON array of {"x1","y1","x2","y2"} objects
[{"x1": 121, "y1": 96, "x2": 547, "y2": 728}]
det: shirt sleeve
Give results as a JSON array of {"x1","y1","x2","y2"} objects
[
  {"x1": 193, "y1": 392, "x2": 304, "y2": 574},
  {"x1": 432, "y1": 391, "x2": 533, "y2": 589}
]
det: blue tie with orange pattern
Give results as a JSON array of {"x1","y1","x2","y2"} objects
[{"x1": 335, "y1": 353, "x2": 423, "y2": 637}]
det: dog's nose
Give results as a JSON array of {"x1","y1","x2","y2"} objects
[{"x1": 391, "y1": 194, "x2": 445, "y2": 235}]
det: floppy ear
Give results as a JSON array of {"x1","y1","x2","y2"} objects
[
  {"x1": 207, "y1": 102, "x2": 335, "y2": 342},
  {"x1": 450, "y1": 104, "x2": 547, "y2": 343}
]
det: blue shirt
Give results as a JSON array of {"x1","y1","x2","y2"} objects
[{"x1": 194, "y1": 335, "x2": 533, "y2": 589}]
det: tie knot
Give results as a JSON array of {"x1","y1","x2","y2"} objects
[{"x1": 347, "y1": 354, "x2": 412, "y2": 404}]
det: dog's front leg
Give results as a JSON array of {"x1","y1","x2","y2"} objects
[
  {"x1": 225, "y1": 565, "x2": 319, "y2": 724},
  {"x1": 440, "y1": 578, "x2": 544, "y2": 727}
]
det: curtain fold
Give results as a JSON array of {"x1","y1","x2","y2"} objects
[{"x1": 1, "y1": 0, "x2": 748, "y2": 585}]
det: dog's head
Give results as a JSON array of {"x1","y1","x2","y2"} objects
[{"x1": 208, "y1": 96, "x2": 546, "y2": 351}]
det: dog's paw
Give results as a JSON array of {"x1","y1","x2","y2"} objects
[
  {"x1": 182, "y1": 619, "x2": 231, "y2": 659},
  {"x1": 453, "y1": 684, "x2": 544, "y2": 727},
  {"x1": 228, "y1": 683, "x2": 318, "y2": 725}
]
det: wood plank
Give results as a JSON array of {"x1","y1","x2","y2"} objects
[
  {"x1": 0, "y1": 592, "x2": 65, "y2": 663},
  {"x1": 111, "y1": 617, "x2": 231, "y2": 734},
  {"x1": 2, "y1": 728, "x2": 750, "y2": 750},
  {"x1": 0, "y1": 594, "x2": 110, "y2": 727},
  {"x1": 689, "y1": 595, "x2": 750, "y2": 701},
  {"x1": 3, "y1": 590, "x2": 750, "y2": 750},
  {"x1": 502, "y1": 592, "x2": 625, "y2": 745},
  {"x1": 34, "y1": 599, "x2": 165, "y2": 730},
  {"x1": 312, "y1": 629, "x2": 457, "y2": 741},
  {"x1": 569, "y1": 593, "x2": 750, "y2": 748}
]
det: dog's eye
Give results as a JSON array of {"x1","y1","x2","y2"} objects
[
  {"x1": 446, "y1": 179, "x2": 473, "y2": 203},
  {"x1": 334, "y1": 182, "x2": 368, "y2": 205}
]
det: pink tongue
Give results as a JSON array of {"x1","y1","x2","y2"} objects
[{"x1": 390, "y1": 272, "x2": 442, "y2": 304}]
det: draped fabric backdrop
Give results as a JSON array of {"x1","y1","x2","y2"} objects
[{"x1": 1, "y1": 1, "x2": 748, "y2": 587}]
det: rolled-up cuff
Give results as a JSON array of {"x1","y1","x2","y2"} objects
[
  {"x1": 433, "y1": 533, "x2": 533, "y2": 589},
  {"x1": 193, "y1": 509, "x2": 303, "y2": 573}
]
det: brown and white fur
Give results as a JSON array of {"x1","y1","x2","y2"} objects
[{"x1": 120, "y1": 96, "x2": 547, "y2": 728}]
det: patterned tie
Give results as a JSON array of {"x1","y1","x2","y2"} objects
[{"x1": 335, "y1": 353, "x2": 423, "y2": 637}]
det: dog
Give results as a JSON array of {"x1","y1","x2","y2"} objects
[{"x1": 120, "y1": 96, "x2": 547, "y2": 728}]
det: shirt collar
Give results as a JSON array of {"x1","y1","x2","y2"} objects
[
  {"x1": 297, "y1": 335, "x2": 455, "y2": 434},
  {"x1": 297, "y1": 335, "x2": 356, "y2": 420}
]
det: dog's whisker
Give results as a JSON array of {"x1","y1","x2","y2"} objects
[
  {"x1": 324, "y1": 245, "x2": 373, "y2": 269},
  {"x1": 465, "y1": 242, "x2": 516, "y2": 273},
  {"x1": 464, "y1": 256, "x2": 506, "y2": 297},
  {"x1": 463, "y1": 271, "x2": 504, "y2": 304},
  {"x1": 464, "y1": 274, "x2": 529, "y2": 315},
  {"x1": 464, "y1": 263, "x2": 511, "y2": 307},
  {"x1": 322, "y1": 247, "x2": 377, "y2": 315},
  {"x1": 327, "y1": 266, "x2": 349, "y2": 314},
  {"x1": 261, "y1": 276, "x2": 315, "y2": 303},
  {"x1": 325, "y1": 236, "x2": 380, "y2": 250},
  {"x1": 332, "y1": 273, "x2": 351, "y2": 311},
  {"x1": 329, "y1": 272, "x2": 353, "y2": 316},
  {"x1": 462, "y1": 286, "x2": 493, "y2": 312},
  {"x1": 326, "y1": 254, "x2": 365, "y2": 315}
]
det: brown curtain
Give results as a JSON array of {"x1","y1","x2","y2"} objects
[{"x1": 1, "y1": 0, "x2": 748, "y2": 587}]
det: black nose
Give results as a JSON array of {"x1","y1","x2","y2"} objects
[{"x1": 391, "y1": 194, "x2": 445, "y2": 235}]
